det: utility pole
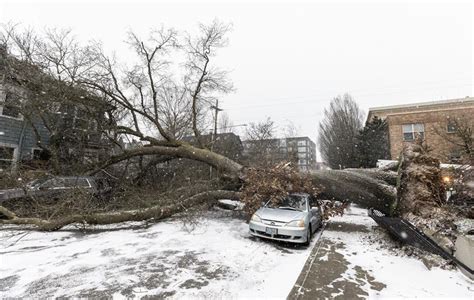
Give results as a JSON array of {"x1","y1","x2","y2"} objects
[
  {"x1": 209, "y1": 100, "x2": 223, "y2": 179},
  {"x1": 210, "y1": 99, "x2": 223, "y2": 137}
]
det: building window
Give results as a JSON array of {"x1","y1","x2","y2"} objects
[
  {"x1": 297, "y1": 140, "x2": 307, "y2": 146},
  {"x1": 0, "y1": 92, "x2": 22, "y2": 118},
  {"x1": 298, "y1": 146, "x2": 307, "y2": 153},
  {"x1": 0, "y1": 146, "x2": 15, "y2": 170},
  {"x1": 446, "y1": 121, "x2": 457, "y2": 133},
  {"x1": 448, "y1": 150, "x2": 461, "y2": 163},
  {"x1": 402, "y1": 123, "x2": 424, "y2": 141}
]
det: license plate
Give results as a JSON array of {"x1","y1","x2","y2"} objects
[{"x1": 266, "y1": 227, "x2": 277, "y2": 235}]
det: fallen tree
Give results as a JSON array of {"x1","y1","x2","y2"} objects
[
  {"x1": 0, "y1": 160, "x2": 399, "y2": 230},
  {"x1": 310, "y1": 169, "x2": 396, "y2": 213},
  {"x1": 0, "y1": 22, "x2": 420, "y2": 231},
  {"x1": 0, "y1": 190, "x2": 239, "y2": 231}
]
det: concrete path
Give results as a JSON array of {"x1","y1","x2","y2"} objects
[{"x1": 288, "y1": 220, "x2": 384, "y2": 299}]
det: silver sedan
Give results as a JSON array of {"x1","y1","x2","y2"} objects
[{"x1": 249, "y1": 193, "x2": 323, "y2": 245}]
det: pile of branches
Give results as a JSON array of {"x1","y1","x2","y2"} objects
[
  {"x1": 240, "y1": 162, "x2": 320, "y2": 219},
  {"x1": 319, "y1": 200, "x2": 350, "y2": 220}
]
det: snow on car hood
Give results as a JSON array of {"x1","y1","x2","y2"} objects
[{"x1": 256, "y1": 207, "x2": 305, "y2": 223}]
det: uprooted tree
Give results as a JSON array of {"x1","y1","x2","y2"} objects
[{"x1": 0, "y1": 22, "x2": 449, "y2": 232}]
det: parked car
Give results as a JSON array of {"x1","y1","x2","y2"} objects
[
  {"x1": 249, "y1": 193, "x2": 323, "y2": 245},
  {"x1": 0, "y1": 176, "x2": 111, "y2": 203}
]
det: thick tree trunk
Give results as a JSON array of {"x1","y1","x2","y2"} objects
[
  {"x1": 0, "y1": 190, "x2": 240, "y2": 231},
  {"x1": 89, "y1": 143, "x2": 244, "y2": 177},
  {"x1": 310, "y1": 169, "x2": 396, "y2": 214},
  {"x1": 91, "y1": 142, "x2": 397, "y2": 213},
  {"x1": 1, "y1": 136, "x2": 401, "y2": 230}
]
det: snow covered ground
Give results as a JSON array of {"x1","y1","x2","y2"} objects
[
  {"x1": 1, "y1": 206, "x2": 472, "y2": 299},
  {"x1": 0, "y1": 210, "x2": 319, "y2": 299},
  {"x1": 301, "y1": 206, "x2": 474, "y2": 299}
]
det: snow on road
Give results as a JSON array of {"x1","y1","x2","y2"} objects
[{"x1": 0, "y1": 211, "x2": 318, "y2": 299}]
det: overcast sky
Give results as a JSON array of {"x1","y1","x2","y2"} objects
[{"x1": 1, "y1": 0, "x2": 473, "y2": 159}]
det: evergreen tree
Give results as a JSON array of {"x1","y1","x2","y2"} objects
[{"x1": 356, "y1": 116, "x2": 390, "y2": 167}]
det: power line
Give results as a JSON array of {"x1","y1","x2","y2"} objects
[{"x1": 221, "y1": 81, "x2": 473, "y2": 111}]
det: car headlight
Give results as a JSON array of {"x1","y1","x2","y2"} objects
[
  {"x1": 286, "y1": 219, "x2": 305, "y2": 227},
  {"x1": 251, "y1": 214, "x2": 262, "y2": 223}
]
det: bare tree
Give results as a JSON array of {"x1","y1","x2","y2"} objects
[
  {"x1": 318, "y1": 94, "x2": 364, "y2": 169},
  {"x1": 156, "y1": 81, "x2": 193, "y2": 139},
  {"x1": 0, "y1": 25, "x2": 114, "y2": 173},
  {"x1": 218, "y1": 112, "x2": 234, "y2": 133},
  {"x1": 281, "y1": 120, "x2": 301, "y2": 138},
  {"x1": 433, "y1": 115, "x2": 473, "y2": 164},
  {"x1": 243, "y1": 117, "x2": 281, "y2": 167},
  {"x1": 245, "y1": 117, "x2": 276, "y2": 141},
  {"x1": 432, "y1": 115, "x2": 473, "y2": 204}
]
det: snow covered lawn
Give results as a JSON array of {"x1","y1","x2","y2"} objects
[{"x1": 0, "y1": 210, "x2": 319, "y2": 299}]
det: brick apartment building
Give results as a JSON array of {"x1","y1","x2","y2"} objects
[{"x1": 367, "y1": 97, "x2": 474, "y2": 163}]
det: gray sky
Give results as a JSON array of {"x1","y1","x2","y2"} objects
[{"x1": 1, "y1": 0, "x2": 473, "y2": 159}]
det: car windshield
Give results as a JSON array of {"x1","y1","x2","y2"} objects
[
  {"x1": 265, "y1": 195, "x2": 307, "y2": 211},
  {"x1": 26, "y1": 177, "x2": 50, "y2": 189},
  {"x1": 64, "y1": 178, "x2": 90, "y2": 188}
]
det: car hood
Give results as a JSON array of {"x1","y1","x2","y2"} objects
[{"x1": 255, "y1": 207, "x2": 306, "y2": 223}]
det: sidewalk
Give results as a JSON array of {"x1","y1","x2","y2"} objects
[{"x1": 288, "y1": 206, "x2": 473, "y2": 299}]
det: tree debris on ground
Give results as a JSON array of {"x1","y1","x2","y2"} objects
[{"x1": 240, "y1": 162, "x2": 320, "y2": 219}]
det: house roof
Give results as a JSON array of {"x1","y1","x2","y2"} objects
[{"x1": 369, "y1": 97, "x2": 474, "y2": 112}]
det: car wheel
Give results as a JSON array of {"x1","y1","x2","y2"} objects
[{"x1": 304, "y1": 225, "x2": 312, "y2": 246}]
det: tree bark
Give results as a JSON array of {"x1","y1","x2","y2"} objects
[
  {"x1": 310, "y1": 169, "x2": 396, "y2": 214},
  {"x1": 0, "y1": 190, "x2": 240, "y2": 231},
  {"x1": 89, "y1": 142, "x2": 244, "y2": 177}
]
